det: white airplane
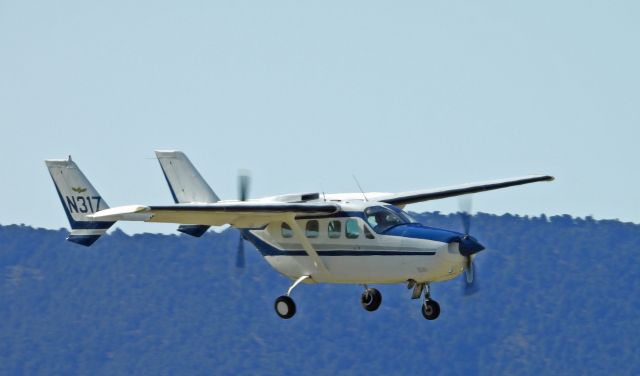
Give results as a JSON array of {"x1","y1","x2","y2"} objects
[{"x1": 45, "y1": 151, "x2": 553, "y2": 320}]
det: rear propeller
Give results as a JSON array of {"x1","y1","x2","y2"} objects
[
  {"x1": 238, "y1": 169, "x2": 251, "y2": 202},
  {"x1": 458, "y1": 195, "x2": 481, "y2": 295},
  {"x1": 235, "y1": 232, "x2": 246, "y2": 269},
  {"x1": 234, "y1": 170, "x2": 251, "y2": 270}
]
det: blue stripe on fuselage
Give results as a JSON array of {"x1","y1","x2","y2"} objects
[{"x1": 241, "y1": 230, "x2": 437, "y2": 257}]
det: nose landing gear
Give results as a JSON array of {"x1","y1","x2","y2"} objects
[
  {"x1": 421, "y1": 300, "x2": 440, "y2": 320},
  {"x1": 420, "y1": 283, "x2": 440, "y2": 320}
]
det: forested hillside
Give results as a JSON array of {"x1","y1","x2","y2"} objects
[{"x1": 0, "y1": 213, "x2": 638, "y2": 375}]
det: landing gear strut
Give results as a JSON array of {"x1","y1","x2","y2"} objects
[
  {"x1": 420, "y1": 283, "x2": 440, "y2": 320},
  {"x1": 274, "y1": 275, "x2": 309, "y2": 319},
  {"x1": 360, "y1": 286, "x2": 382, "y2": 312}
]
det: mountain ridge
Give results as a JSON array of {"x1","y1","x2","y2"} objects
[{"x1": 0, "y1": 212, "x2": 638, "y2": 375}]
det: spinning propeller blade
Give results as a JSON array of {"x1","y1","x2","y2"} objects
[
  {"x1": 235, "y1": 170, "x2": 250, "y2": 269},
  {"x1": 462, "y1": 255, "x2": 480, "y2": 296},
  {"x1": 235, "y1": 234, "x2": 246, "y2": 269},
  {"x1": 238, "y1": 170, "x2": 251, "y2": 202},
  {"x1": 459, "y1": 195, "x2": 473, "y2": 235},
  {"x1": 458, "y1": 195, "x2": 481, "y2": 294}
]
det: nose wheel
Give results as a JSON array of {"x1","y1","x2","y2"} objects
[
  {"x1": 421, "y1": 299, "x2": 440, "y2": 320},
  {"x1": 418, "y1": 283, "x2": 441, "y2": 320}
]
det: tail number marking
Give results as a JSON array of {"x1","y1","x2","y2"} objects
[{"x1": 65, "y1": 196, "x2": 102, "y2": 213}]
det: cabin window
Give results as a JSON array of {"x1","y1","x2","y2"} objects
[
  {"x1": 364, "y1": 226, "x2": 375, "y2": 239},
  {"x1": 328, "y1": 220, "x2": 341, "y2": 238},
  {"x1": 281, "y1": 223, "x2": 293, "y2": 238},
  {"x1": 345, "y1": 219, "x2": 360, "y2": 239},
  {"x1": 306, "y1": 220, "x2": 319, "y2": 238}
]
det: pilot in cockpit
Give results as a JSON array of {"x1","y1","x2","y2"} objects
[
  {"x1": 374, "y1": 211, "x2": 391, "y2": 232},
  {"x1": 366, "y1": 206, "x2": 408, "y2": 233}
]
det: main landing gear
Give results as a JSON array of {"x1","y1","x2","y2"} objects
[
  {"x1": 274, "y1": 275, "x2": 309, "y2": 319},
  {"x1": 409, "y1": 280, "x2": 441, "y2": 320},
  {"x1": 360, "y1": 286, "x2": 382, "y2": 312},
  {"x1": 274, "y1": 277, "x2": 385, "y2": 319},
  {"x1": 274, "y1": 295, "x2": 296, "y2": 319},
  {"x1": 274, "y1": 277, "x2": 440, "y2": 320}
]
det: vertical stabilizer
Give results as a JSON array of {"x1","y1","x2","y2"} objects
[
  {"x1": 45, "y1": 157, "x2": 114, "y2": 246},
  {"x1": 155, "y1": 150, "x2": 219, "y2": 236},
  {"x1": 155, "y1": 150, "x2": 219, "y2": 204}
]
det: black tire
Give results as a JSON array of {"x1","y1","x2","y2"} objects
[
  {"x1": 421, "y1": 299, "x2": 440, "y2": 320},
  {"x1": 274, "y1": 295, "x2": 296, "y2": 319},
  {"x1": 361, "y1": 288, "x2": 382, "y2": 312}
]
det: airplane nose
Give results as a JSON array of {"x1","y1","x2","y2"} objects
[{"x1": 458, "y1": 235, "x2": 485, "y2": 257}]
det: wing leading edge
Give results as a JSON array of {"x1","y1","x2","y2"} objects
[{"x1": 376, "y1": 175, "x2": 554, "y2": 207}]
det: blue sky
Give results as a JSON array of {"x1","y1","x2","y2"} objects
[{"x1": 1, "y1": 1, "x2": 638, "y2": 233}]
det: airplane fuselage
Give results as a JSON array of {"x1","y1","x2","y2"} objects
[{"x1": 242, "y1": 201, "x2": 470, "y2": 284}]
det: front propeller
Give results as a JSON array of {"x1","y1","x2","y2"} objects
[{"x1": 457, "y1": 195, "x2": 484, "y2": 294}]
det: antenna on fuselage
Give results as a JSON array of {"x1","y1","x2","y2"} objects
[{"x1": 352, "y1": 174, "x2": 368, "y2": 202}]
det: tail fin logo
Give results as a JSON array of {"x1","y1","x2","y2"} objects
[{"x1": 72, "y1": 187, "x2": 87, "y2": 193}]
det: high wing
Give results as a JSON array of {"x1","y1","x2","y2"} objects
[
  {"x1": 373, "y1": 175, "x2": 554, "y2": 207},
  {"x1": 88, "y1": 202, "x2": 340, "y2": 228}
]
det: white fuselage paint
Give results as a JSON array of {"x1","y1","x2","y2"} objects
[{"x1": 244, "y1": 201, "x2": 469, "y2": 285}]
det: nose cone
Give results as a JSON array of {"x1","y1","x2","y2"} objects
[{"x1": 458, "y1": 235, "x2": 485, "y2": 257}]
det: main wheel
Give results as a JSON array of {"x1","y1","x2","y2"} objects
[
  {"x1": 274, "y1": 295, "x2": 296, "y2": 319},
  {"x1": 421, "y1": 299, "x2": 441, "y2": 320},
  {"x1": 361, "y1": 288, "x2": 382, "y2": 312}
]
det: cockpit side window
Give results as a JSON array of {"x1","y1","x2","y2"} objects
[{"x1": 365, "y1": 206, "x2": 408, "y2": 233}]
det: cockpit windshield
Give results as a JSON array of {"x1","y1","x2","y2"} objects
[{"x1": 364, "y1": 206, "x2": 413, "y2": 233}]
